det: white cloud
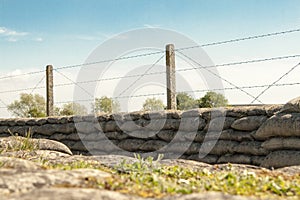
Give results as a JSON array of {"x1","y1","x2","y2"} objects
[
  {"x1": 34, "y1": 37, "x2": 43, "y2": 42},
  {"x1": 0, "y1": 27, "x2": 28, "y2": 37},
  {"x1": 143, "y1": 24, "x2": 161, "y2": 28},
  {"x1": 7, "y1": 37, "x2": 18, "y2": 42}
]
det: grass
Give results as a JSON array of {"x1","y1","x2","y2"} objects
[
  {"x1": 1, "y1": 133, "x2": 300, "y2": 199},
  {"x1": 97, "y1": 154, "x2": 300, "y2": 199},
  {"x1": 3, "y1": 128, "x2": 38, "y2": 152}
]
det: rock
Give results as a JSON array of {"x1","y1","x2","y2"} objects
[
  {"x1": 6, "y1": 188, "x2": 144, "y2": 200},
  {"x1": 37, "y1": 138, "x2": 73, "y2": 155},
  {"x1": 261, "y1": 150, "x2": 300, "y2": 168},
  {"x1": 254, "y1": 113, "x2": 300, "y2": 140},
  {"x1": 262, "y1": 137, "x2": 300, "y2": 150},
  {"x1": 0, "y1": 136, "x2": 72, "y2": 155},
  {"x1": 0, "y1": 156, "x2": 42, "y2": 171},
  {"x1": 231, "y1": 116, "x2": 267, "y2": 131},
  {"x1": 278, "y1": 96, "x2": 300, "y2": 114}
]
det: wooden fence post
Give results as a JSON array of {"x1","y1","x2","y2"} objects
[
  {"x1": 46, "y1": 65, "x2": 54, "y2": 116},
  {"x1": 166, "y1": 44, "x2": 177, "y2": 110}
]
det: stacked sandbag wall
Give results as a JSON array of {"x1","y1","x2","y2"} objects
[{"x1": 0, "y1": 97, "x2": 300, "y2": 169}]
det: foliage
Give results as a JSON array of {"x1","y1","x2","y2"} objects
[
  {"x1": 100, "y1": 155, "x2": 300, "y2": 199},
  {"x1": 198, "y1": 91, "x2": 228, "y2": 108},
  {"x1": 57, "y1": 102, "x2": 87, "y2": 116},
  {"x1": 176, "y1": 92, "x2": 198, "y2": 110},
  {"x1": 142, "y1": 98, "x2": 165, "y2": 111},
  {"x1": 93, "y1": 96, "x2": 120, "y2": 114},
  {"x1": 7, "y1": 93, "x2": 46, "y2": 118}
]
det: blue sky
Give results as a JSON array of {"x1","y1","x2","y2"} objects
[
  {"x1": 1, "y1": 0, "x2": 299, "y2": 70},
  {"x1": 0, "y1": 0, "x2": 300, "y2": 116}
]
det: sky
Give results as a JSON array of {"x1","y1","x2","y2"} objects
[{"x1": 0, "y1": 0, "x2": 300, "y2": 117}]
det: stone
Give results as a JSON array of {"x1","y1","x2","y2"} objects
[
  {"x1": 262, "y1": 137, "x2": 300, "y2": 150},
  {"x1": 37, "y1": 138, "x2": 73, "y2": 155},
  {"x1": 0, "y1": 136, "x2": 73, "y2": 155},
  {"x1": 254, "y1": 113, "x2": 300, "y2": 140},
  {"x1": 231, "y1": 116, "x2": 267, "y2": 131},
  {"x1": 261, "y1": 150, "x2": 300, "y2": 169},
  {"x1": 233, "y1": 141, "x2": 269, "y2": 156},
  {"x1": 0, "y1": 156, "x2": 42, "y2": 171},
  {"x1": 278, "y1": 96, "x2": 300, "y2": 114}
]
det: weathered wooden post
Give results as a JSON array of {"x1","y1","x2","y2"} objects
[
  {"x1": 166, "y1": 44, "x2": 177, "y2": 110},
  {"x1": 46, "y1": 65, "x2": 54, "y2": 116}
]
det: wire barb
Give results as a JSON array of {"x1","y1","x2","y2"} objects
[{"x1": 251, "y1": 62, "x2": 300, "y2": 103}]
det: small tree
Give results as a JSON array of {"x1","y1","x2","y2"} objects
[
  {"x1": 198, "y1": 91, "x2": 228, "y2": 108},
  {"x1": 58, "y1": 102, "x2": 87, "y2": 116},
  {"x1": 7, "y1": 93, "x2": 46, "y2": 118},
  {"x1": 93, "y1": 96, "x2": 120, "y2": 114},
  {"x1": 176, "y1": 92, "x2": 198, "y2": 110},
  {"x1": 142, "y1": 97, "x2": 165, "y2": 111}
]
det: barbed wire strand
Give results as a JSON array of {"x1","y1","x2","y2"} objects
[
  {"x1": 180, "y1": 82, "x2": 300, "y2": 94},
  {"x1": 52, "y1": 54, "x2": 300, "y2": 88},
  {"x1": 55, "y1": 51, "x2": 165, "y2": 71},
  {"x1": 251, "y1": 62, "x2": 300, "y2": 103},
  {"x1": 51, "y1": 27, "x2": 300, "y2": 71},
  {"x1": 54, "y1": 81, "x2": 300, "y2": 104},
  {"x1": 178, "y1": 51, "x2": 264, "y2": 104},
  {"x1": 29, "y1": 75, "x2": 46, "y2": 94},
  {"x1": 0, "y1": 54, "x2": 298, "y2": 95},
  {"x1": 0, "y1": 70, "x2": 45, "y2": 81},
  {"x1": 0, "y1": 98, "x2": 7, "y2": 107},
  {"x1": 53, "y1": 69, "x2": 94, "y2": 98},
  {"x1": 177, "y1": 28, "x2": 300, "y2": 51},
  {"x1": 0, "y1": 86, "x2": 45, "y2": 94},
  {"x1": 177, "y1": 54, "x2": 300, "y2": 72},
  {"x1": 116, "y1": 53, "x2": 165, "y2": 97}
]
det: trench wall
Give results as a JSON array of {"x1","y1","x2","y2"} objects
[{"x1": 1, "y1": 103, "x2": 300, "y2": 169}]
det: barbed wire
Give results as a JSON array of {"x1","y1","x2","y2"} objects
[
  {"x1": 52, "y1": 27, "x2": 300, "y2": 71},
  {"x1": 53, "y1": 69, "x2": 94, "y2": 98},
  {"x1": 0, "y1": 70, "x2": 44, "y2": 81},
  {"x1": 176, "y1": 54, "x2": 300, "y2": 72},
  {"x1": 29, "y1": 75, "x2": 46, "y2": 95},
  {"x1": 251, "y1": 62, "x2": 300, "y2": 103},
  {"x1": 180, "y1": 82, "x2": 300, "y2": 94},
  {"x1": 55, "y1": 51, "x2": 165, "y2": 71},
  {"x1": 177, "y1": 28, "x2": 300, "y2": 51},
  {"x1": 115, "y1": 53, "x2": 165, "y2": 97},
  {"x1": 0, "y1": 53, "x2": 297, "y2": 94},
  {"x1": 54, "y1": 81, "x2": 300, "y2": 105},
  {"x1": 177, "y1": 51, "x2": 264, "y2": 104},
  {"x1": 51, "y1": 53, "x2": 299, "y2": 88},
  {"x1": 0, "y1": 86, "x2": 45, "y2": 94}
]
